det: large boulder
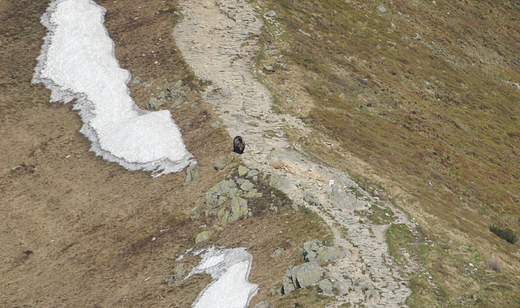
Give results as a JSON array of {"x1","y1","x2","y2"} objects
[
  {"x1": 294, "y1": 261, "x2": 323, "y2": 288},
  {"x1": 318, "y1": 279, "x2": 334, "y2": 295}
]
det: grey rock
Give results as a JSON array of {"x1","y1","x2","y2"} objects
[
  {"x1": 282, "y1": 270, "x2": 296, "y2": 294},
  {"x1": 264, "y1": 10, "x2": 276, "y2": 17},
  {"x1": 377, "y1": 6, "x2": 387, "y2": 13},
  {"x1": 270, "y1": 285, "x2": 282, "y2": 296},
  {"x1": 33, "y1": 148, "x2": 42, "y2": 156},
  {"x1": 269, "y1": 174, "x2": 295, "y2": 191},
  {"x1": 246, "y1": 169, "x2": 259, "y2": 178},
  {"x1": 303, "y1": 240, "x2": 347, "y2": 262},
  {"x1": 413, "y1": 33, "x2": 422, "y2": 41},
  {"x1": 226, "y1": 197, "x2": 248, "y2": 222},
  {"x1": 147, "y1": 97, "x2": 166, "y2": 109},
  {"x1": 132, "y1": 76, "x2": 142, "y2": 84},
  {"x1": 172, "y1": 79, "x2": 184, "y2": 90},
  {"x1": 211, "y1": 121, "x2": 222, "y2": 128},
  {"x1": 334, "y1": 280, "x2": 350, "y2": 296},
  {"x1": 294, "y1": 262, "x2": 323, "y2": 288},
  {"x1": 240, "y1": 180, "x2": 255, "y2": 192},
  {"x1": 298, "y1": 28, "x2": 312, "y2": 38},
  {"x1": 185, "y1": 162, "x2": 200, "y2": 184},
  {"x1": 205, "y1": 179, "x2": 236, "y2": 206},
  {"x1": 303, "y1": 191, "x2": 319, "y2": 205},
  {"x1": 365, "y1": 289, "x2": 381, "y2": 301},
  {"x1": 263, "y1": 64, "x2": 274, "y2": 73},
  {"x1": 195, "y1": 230, "x2": 214, "y2": 244},
  {"x1": 426, "y1": 81, "x2": 433, "y2": 88},
  {"x1": 238, "y1": 165, "x2": 249, "y2": 176},
  {"x1": 254, "y1": 301, "x2": 270, "y2": 308},
  {"x1": 271, "y1": 247, "x2": 285, "y2": 258},
  {"x1": 318, "y1": 279, "x2": 334, "y2": 295},
  {"x1": 214, "y1": 156, "x2": 227, "y2": 170},
  {"x1": 173, "y1": 263, "x2": 185, "y2": 280}
]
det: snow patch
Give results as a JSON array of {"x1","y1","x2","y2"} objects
[
  {"x1": 32, "y1": 0, "x2": 195, "y2": 177},
  {"x1": 187, "y1": 247, "x2": 259, "y2": 308}
]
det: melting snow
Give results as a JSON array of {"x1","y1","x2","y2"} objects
[
  {"x1": 187, "y1": 247, "x2": 259, "y2": 308},
  {"x1": 32, "y1": 0, "x2": 195, "y2": 177}
]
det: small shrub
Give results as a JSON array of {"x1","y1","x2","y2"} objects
[
  {"x1": 489, "y1": 259, "x2": 501, "y2": 272},
  {"x1": 489, "y1": 224, "x2": 517, "y2": 244}
]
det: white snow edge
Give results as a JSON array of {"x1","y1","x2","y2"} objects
[{"x1": 187, "y1": 247, "x2": 259, "y2": 308}]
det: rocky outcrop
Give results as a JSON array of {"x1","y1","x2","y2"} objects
[
  {"x1": 303, "y1": 240, "x2": 348, "y2": 262},
  {"x1": 282, "y1": 261, "x2": 324, "y2": 294}
]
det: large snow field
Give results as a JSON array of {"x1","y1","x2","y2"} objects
[{"x1": 32, "y1": 0, "x2": 195, "y2": 177}]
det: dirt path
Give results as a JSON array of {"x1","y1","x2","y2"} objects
[{"x1": 173, "y1": 0, "x2": 414, "y2": 306}]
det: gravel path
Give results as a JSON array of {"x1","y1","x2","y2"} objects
[{"x1": 174, "y1": 0, "x2": 414, "y2": 306}]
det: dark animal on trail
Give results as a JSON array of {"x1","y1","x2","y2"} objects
[{"x1": 233, "y1": 136, "x2": 245, "y2": 154}]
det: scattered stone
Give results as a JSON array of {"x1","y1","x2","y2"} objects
[
  {"x1": 147, "y1": 97, "x2": 166, "y2": 110},
  {"x1": 377, "y1": 6, "x2": 387, "y2": 13},
  {"x1": 254, "y1": 301, "x2": 270, "y2": 308},
  {"x1": 264, "y1": 10, "x2": 276, "y2": 17},
  {"x1": 282, "y1": 268, "x2": 296, "y2": 294},
  {"x1": 238, "y1": 165, "x2": 250, "y2": 176},
  {"x1": 195, "y1": 230, "x2": 214, "y2": 244},
  {"x1": 270, "y1": 285, "x2": 282, "y2": 296},
  {"x1": 318, "y1": 279, "x2": 334, "y2": 295},
  {"x1": 225, "y1": 197, "x2": 248, "y2": 222},
  {"x1": 413, "y1": 33, "x2": 422, "y2": 41},
  {"x1": 211, "y1": 121, "x2": 222, "y2": 128},
  {"x1": 271, "y1": 247, "x2": 285, "y2": 258},
  {"x1": 33, "y1": 148, "x2": 41, "y2": 156},
  {"x1": 263, "y1": 64, "x2": 275, "y2": 73},
  {"x1": 214, "y1": 156, "x2": 227, "y2": 170},
  {"x1": 334, "y1": 280, "x2": 350, "y2": 296},
  {"x1": 190, "y1": 207, "x2": 201, "y2": 221},
  {"x1": 425, "y1": 81, "x2": 433, "y2": 88},
  {"x1": 240, "y1": 180, "x2": 255, "y2": 192},
  {"x1": 298, "y1": 28, "x2": 312, "y2": 38},
  {"x1": 246, "y1": 169, "x2": 259, "y2": 178},
  {"x1": 132, "y1": 76, "x2": 142, "y2": 84},
  {"x1": 185, "y1": 162, "x2": 200, "y2": 184},
  {"x1": 173, "y1": 263, "x2": 185, "y2": 280}
]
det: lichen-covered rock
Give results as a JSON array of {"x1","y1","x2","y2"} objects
[
  {"x1": 282, "y1": 269, "x2": 296, "y2": 294},
  {"x1": 224, "y1": 197, "x2": 248, "y2": 222},
  {"x1": 294, "y1": 261, "x2": 323, "y2": 288},
  {"x1": 246, "y1": 169, "x2": 259, "y2": 178},
  {"x1": 214, "y1": 156, "x2": 227, "y2": 170},
  {"x1": 303, "y1": 240, "x2": 347, "y2": 262},
  {"x1": 173, "y1": 263, "x2": 185, "y2": 280},
  {"x1": 238, "y1": 165, "x2": 250, "y2": 176},
  {"x1": 318, "y1": 279, "x2": 334, "y2": 295},
  {"x1": 240, "y1": 180, "x2": 255, "y2": 192},
  {"x1": 206, "y1": 179, "x2": 236, "y2": 206},
  {"x1": 195, "y1": 230, "x2": 214, "y2": 244},
  {"x1": 184, "y1": 162, "x2": 200, "y2": 184}
]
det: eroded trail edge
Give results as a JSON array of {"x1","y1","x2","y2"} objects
[{"x1": 174, "y1": 0, "x2": 413, "y2": 306}]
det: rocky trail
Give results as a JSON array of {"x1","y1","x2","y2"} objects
[{"x1": 173, "y1": 0, "x2": 416, "y2": 306}]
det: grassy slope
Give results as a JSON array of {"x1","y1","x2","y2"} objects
[{"x1": 254, "y1": 0, "x2": 520, "y2": 306}]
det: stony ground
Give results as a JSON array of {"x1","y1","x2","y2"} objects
[{"x1": 173, "y1": 0, "x2": 418, "y2": 306}]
